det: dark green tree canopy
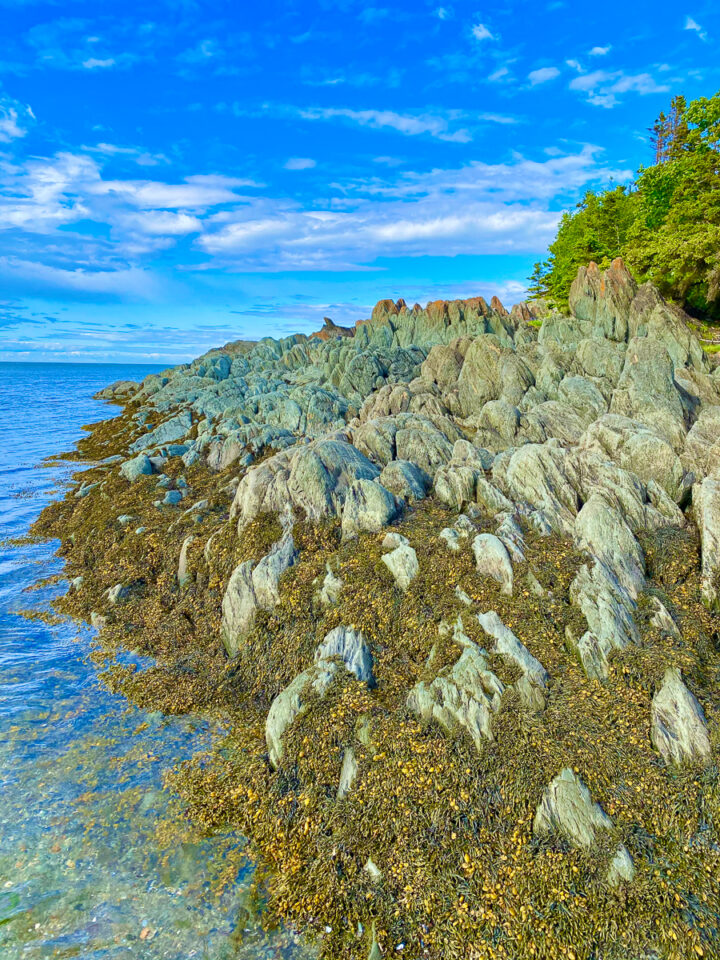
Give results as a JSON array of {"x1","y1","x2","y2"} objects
[{"x1": 531, "y1": 89, "x2": 720, "y2": 319}]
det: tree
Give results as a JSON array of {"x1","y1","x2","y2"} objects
[{"x1": 530, "y1": 88, "x2": 720, "y2": 318}]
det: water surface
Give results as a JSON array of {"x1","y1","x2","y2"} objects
[{"x1": 0, "y1": 362, "x2": 311, "y2": 960}]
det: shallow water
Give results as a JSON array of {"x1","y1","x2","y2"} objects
[{"x1": 0, "y1": 363, "x2": 312, "y2": 960}]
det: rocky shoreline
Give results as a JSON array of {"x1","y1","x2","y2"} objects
[{"x1": 33, "y1": 260, "x2": 720, "y2": 960}]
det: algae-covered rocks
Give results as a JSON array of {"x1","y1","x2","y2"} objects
[{"x1": 37, "y1": 259, "x2": 720, "y2": 960}]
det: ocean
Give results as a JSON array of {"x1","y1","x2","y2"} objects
[{"x1": 0, "y1": 362, "x2": 311, "y2": 960}]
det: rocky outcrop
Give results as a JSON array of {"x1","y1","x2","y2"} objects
[
  {"x1": 533, "y1": 768, "x2": 635, "y2": 886},
  {"x1": 651, "y1": 668, "x2": 711, "y2": 765}
]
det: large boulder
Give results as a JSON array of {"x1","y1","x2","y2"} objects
[{"x1": 341, "y1": 479, "x2": 401, "y2": 539}]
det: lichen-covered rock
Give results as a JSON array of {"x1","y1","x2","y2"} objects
[
  {"x1": 318, "y1": 564, "x2": 343, "y2": 606},
  {"x1": 379, "y1": 459, "x2": 429, "y2": 501},
  {"x1": 177, "y1": 535, "x2": 195, "y2": 588},
  {"x1": 651, "y1": 667, "x2": 711, "y2": 766},
  {"x1": 476, "y1": 610, "x2": 548, "y2": 692}
]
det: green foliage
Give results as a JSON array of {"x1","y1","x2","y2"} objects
[{"x1": 533, "y1": 89, "x2": 720, "y2": 318}]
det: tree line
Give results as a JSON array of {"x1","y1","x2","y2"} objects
[{"x1": 529, "y1": 90, "x2": 720, "y2": 319}]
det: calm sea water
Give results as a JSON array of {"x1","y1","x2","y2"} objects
[{"x1": 0, "y1": 363, "x2": 312, "y2": 960}]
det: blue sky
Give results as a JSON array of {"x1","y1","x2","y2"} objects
[{"x1": 0, "y1": 0, "x2": 718, "y2": 363}]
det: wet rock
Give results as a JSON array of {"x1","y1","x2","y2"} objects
[
  {"x1": 382, "y1": 543, "x2": 419, "y2": 591},
  {"x1": 651, "y1": 667, "x2": 711, "y2": 766},
  {"x1": 472, "y1": 534, "x2": 514, "y2": 595}
]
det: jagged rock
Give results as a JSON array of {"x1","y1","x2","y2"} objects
[
  {"x1": 476, "y1": 610, "x2": 548, "y2": 692},
  {"x1": 120, "y1": 453, "x2": 154, "y2": 483},
  {"x1": 694, "y1": 477, "x2": 720, "y2": 609},
  {"x1": 231, "y1": 439, "x2": 381, "y2": 528},
  {"x1": 610, "y1": 338, "x2": 686, "y2": 452},
  {"x1": 337, "y1": 747, "x2": 358, "y2": 799},
  {"x1": 319, "y1": 564, "x2": 343, "y2": 606},
  {"x1": 578, "y1": 414, "x2": 685, "y2": 502},
  {"x1": 379, "y1": 459, "x2": 430, "y2": 501},
  {"x1": 434, "y1": 462, "x2": 480, "y2": 510},
  {"x1": 382, "y1": 531, "x2": 409, "y2": 550},
  {"x1": 130, "y1": 410, "x2": 192, "y2": 453},
  {"x1": 341, "y1": 479, "x2": 401, "y2": 540},
  {"x1": 382, "y1": 543, "x2": 419, "y2": 591},
  {"x1": 501, "y1": 443, "x2": 578, "y2": 535},
  {"x1": 105, "y1": 583, "x2": 130, "y2": 604},
  {"x1": 533, "y1": 767, "x2": 634, "y2": 886},
  {"x1": 315, "y1": 626, "x2": 375, "y2": 685},
  {"x1": 649, "y1": 597, "x2": 681, "y2": 641},
  {"x1": 574, "y1": 496, "x2": 645, "y2": 598},
  {"x1": 569, "y1": 258, "x2": 637, "y2": 342},
  {"x1": 496, "y1": 513, "x2": 525, "y2": 563},
  {"x1": 651, "y1": 667, "x2": 711, "y2": 766},
  {"x1": 177, "y1": 535, "x2": 195, "y2": 587},
  {"x1": 472, "y1": 534, "x2": 514, "y2": 595},
  {"x1": 266, "y1": 663, "x2": 337, "y2": 768},
  {"x1": 684, "y1": 405, "x2": 720, "y2": 478},
  {"x1": 222, "y1": 524, "x2": 298, "y2": 656},
  {"x1": 407, "y1": 643, "x2": 504, "y2": 747},
  {"x1": 475, "y1": 478, "x2": 513, "y2": 515}
]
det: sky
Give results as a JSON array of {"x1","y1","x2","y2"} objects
[{"x1": 0, "y1": 0, "x2": 718, "y2": 363}]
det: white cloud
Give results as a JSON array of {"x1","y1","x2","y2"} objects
[
  {"x1": 471, "y1": 23, "x2": 493, "y2": 41},
  {"x1": 435, "y1": 6, "x2": 452, "y2": 19},
  {"x1": 566, "y1": 59, "x2": 583, "y2": 72},
  {"x1": 0, "y1": 94, "x2": 34, "y2": 142},
  {"x1": 297, "y1": 106, "x2": 472, "y2": 142},
  {"x1": 685, "y1": 16, "x2": 708, "y2": 41},
  {"x1": 284, "y1": 157, "x2": 317, "y2": 170},
  {"x1": 82, "y1": 57, "x2": 116, "y2": 69},
  {"x1": 0, "y1": 257, "x2": 161, "y2": 298},
  {"x1": 589, "y1": 45, "x2": 611, "y2": 56},
  {"x1": 196, "y1": 145, "x2": 631, "y2": 269},
  {"x1": 569, "y1": 69, "x2": 670, "y2": 106},
  {"x1": 528, "y1": 66, "x2": 560, "y2": 85},
  {"x1": 489, "y1": 66, "x2": 510, "y2": 83}
]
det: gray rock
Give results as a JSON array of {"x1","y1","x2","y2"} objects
[
  {"x1": 533, "y1": 767, "x2": 634, "y2": 886},
  {"x1": 382, "y1": 543, "x2": 419, "y2": 591},
  {"x1": 651, "y1": 667, "x2": 711, "y2": 766},
  {"x1": 341, "y1": 479, "x2": 400, "y2": 540},
  {"x1": 433, "y1": 462, "x2": 480, "y2": 510},
  {"x1": 130, "y1": 410, "x2": 192, "y2": 453},
  {"x1": 379, "y1": 459, "x2": 430, "y2": 500},
  {"x1": 319, "y1": 564, "x2": 343, "y2": 606},
  {"x1": 105, "y1": 583, "x2": 130, "y2": 604},
  {"x1": 337, "y1": 747, "x2": 358, "y2": 800},
  {"x1": 476, "y1": 610, "x2": 548, "y2": 690},
  {"x1": 265, "y1": 663, "x2": 337, "y2": 768},
  {"x1": 574, "y1": 495, "x2": 645, "y2": 599},
  {"x1": 472, "y1": 534, "x2": 514, "y2": 595},
  {"x1": 382, "y1": 531, "x2": 409, "y2": 549},
  {"x1": 120, "y1": 453, "x2": 154, "y2": 482},
  {"x1": 439, "y1": 528, "x2": 462, "y2": 551},
  {"x1": 315, "y1": 625, "x2": 375, "y2": 685},
  {"x1": 694, "y1": 477, "x2": 720, "y2": 609},
  {"x1": 177, "y1": 535, "x2": 195, "y2": 588},
  {"x1": 407, "y1": 643, "x2": 504, "y2": 748}
]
